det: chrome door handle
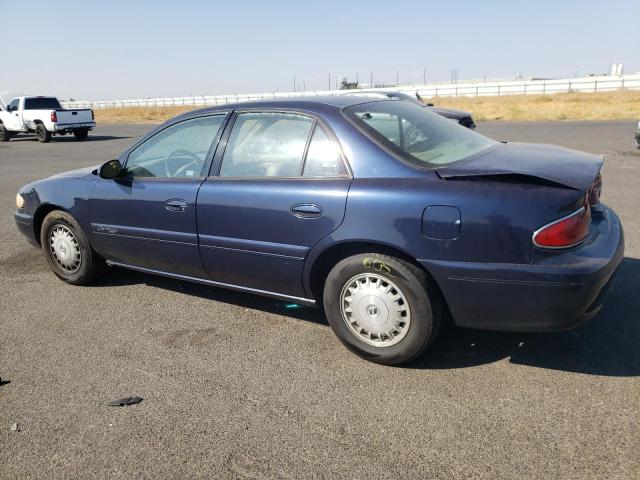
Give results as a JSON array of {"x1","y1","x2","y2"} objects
[
  {"x1": 291, "y1": 203, "x2": 322, "y2": 218},
  {"x1": 164, "y1": 199, "x2": 189, "y2": 212}
]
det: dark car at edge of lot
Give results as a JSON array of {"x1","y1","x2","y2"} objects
[
  {"x1": 14, "y1": 96, "x2": 623, "y2": 365},
  {"x1": 341, "y1": 90, "x2": 476, "y2": 129}
]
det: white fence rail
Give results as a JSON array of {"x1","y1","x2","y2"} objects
[{"x1": 61, "y1": 74, "x2": 640, "y2": 110}]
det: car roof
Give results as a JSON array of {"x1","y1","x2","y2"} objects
[{"x1": 175, "y1": 95, "x2": 388, "y2": 118}]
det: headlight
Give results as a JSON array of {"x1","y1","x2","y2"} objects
[{"x1": 16, "y1": 193, "x2": 24, "y2": 209}]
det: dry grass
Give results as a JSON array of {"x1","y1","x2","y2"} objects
[
  {"x1": 94, "y1": 106, "x2": 195, "y2": 124},
  {"x1": 94, "y1": 89, "x2": 640, "y2": 124},
  {"x1": 426, "y1": 89, "x2": 640, "y2": 121}
]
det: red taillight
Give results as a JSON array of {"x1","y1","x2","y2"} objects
[
  {"x1": 588, "y1": 171, "x2": 602, "y2": 205},
  {"x1": 533, "y1": 204, "x2": 591, "y2": 249},
  {"x1": 50, "y1": 111, "x2": 57, "y2": 122},
  {"x1": 91, "y1": 109, "x2": 94, "y2": 120}
]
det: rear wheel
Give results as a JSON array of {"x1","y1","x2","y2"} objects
[
  {"x1": 0, "y1": 124, "x2": 9, "y2": 141},
  {"x1": 73, "y1": 129, "x2": 89, "y2": 141},
  {"x1": 35, "y1": 123, "x2": 51, "y2": 143},
  {"x1": 40, "y1": 211, "x2": 106, "y2": 285},
  {"x1": 323, "y1": 253, "x2": 441, "y2": 365}
]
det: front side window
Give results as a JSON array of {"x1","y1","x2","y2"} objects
[
  {"x1": 344, "y1": 100, "x2": 495, "y2": 168},
  {"x1": 8, "y1": 99, "x2": 19, "y2": 111},
  {"x1": 24, "y1": 97, "x2": 62, "y2": 110},
  {"x1": 126, "y1": 115, "x2": 225, "y2": 178},
  {"x1": 220, "y1": 112, "x2": 314, "y2": 177}
]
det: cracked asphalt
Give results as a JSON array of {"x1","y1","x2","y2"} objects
[{"x1": 0, "y1": 120, "x2": 638, "y2": 479}]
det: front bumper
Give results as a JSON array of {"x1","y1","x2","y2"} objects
[
  {"x1": 420, "y1": 204, "x2": 624, "y2": 332},
  {"x1": 15, "y1": 211, "x2": 39, "y2": 247}
]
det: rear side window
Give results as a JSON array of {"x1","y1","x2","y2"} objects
[
  {"x1": 24, "y1": 97, "x2": 62, "y2": 110},
  {"x1": 220, "y1": 112, "x2": 313, "y2": 177},
  {"x1": 302, "y1": 126, "x2": 346, "y2": 177}
]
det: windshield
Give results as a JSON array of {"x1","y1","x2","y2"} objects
[
  {"x1": 24, "y1": 97, "x2": 62, "y2": 110},
  {"x1": 344, "y1": 100, "x2": 495, "y2": 168}
]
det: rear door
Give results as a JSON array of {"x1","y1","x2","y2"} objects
[{"x1": 197, "y1": 110, "x2": 351, "y2": 299}]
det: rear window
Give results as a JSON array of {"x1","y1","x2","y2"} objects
[
  {"x1": 344, "y1": 100, "x2": 495, "y2": 168},
  {"x1": 24, "y1": 97, "x2": 62, "y2": 110}
]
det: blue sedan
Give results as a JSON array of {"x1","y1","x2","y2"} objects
[{"x1": 14, "y1": 96, "x2": 624, "y2": 365}]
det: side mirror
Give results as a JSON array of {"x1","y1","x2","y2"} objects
[{"x1": 99, "y1": 159, "x2": 123, "y2": 179}]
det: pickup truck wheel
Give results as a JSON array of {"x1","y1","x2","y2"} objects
[
  {"x1": 73, "y1": 129, "x2": 89, "y2": 141},
  {"x1": 35, "y1": 124, "x2": 51, "y2": 143},
  {"x1": 323, "y1": 253, "x2": 441, "y2": 365},
  {"x1": 40, "y1": 211, "x2": 106, "y2": 285},
  {"x1": 0, "y1": 124, "x2": 9, "y2": 141}
]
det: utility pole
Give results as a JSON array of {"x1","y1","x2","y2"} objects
[
  {"x1": 370, "y1": 72, "x2": 373, "y2": 88},
  {"x1": 293, "y1": 74, "x2": 296, "y2": 92},
  {"x1": 329, "y1": 72, "x2": 331, "y2": 90},
  {"x1": 396, "y1": 70, "x2": 399, "y2": 86}
]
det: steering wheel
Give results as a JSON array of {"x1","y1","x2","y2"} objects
[
  {"x1": 405, "y1": 125, "x2": 427, "y2": 146},
  {"x1": 163, "y1": 149, "x2": 200, "y2": 177}
]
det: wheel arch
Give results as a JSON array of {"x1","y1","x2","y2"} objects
[
  {"x1": 307, "y1": 240, "x2": 447, "y2": 308},
  {"x1": 33, "y1": 203, "x2": 68, "y2": 245}
]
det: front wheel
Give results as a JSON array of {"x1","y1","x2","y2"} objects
[
  {"x1": 73, "y1": 129, "x2": 89, "y2": 140},
  {"x1": 323, "y1": 253, "x2": 441, "y2": 365},
  {"x1": 40, "y1": 211, "x2": 106, "y2": 285},
  {"x1": 35, "y1": 124, "x2": 51, "y2": 143},
  {"x1": 0, "y1": 124, "x2": 10, "y2": 141}
]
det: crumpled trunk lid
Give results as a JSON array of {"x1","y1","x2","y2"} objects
[{"x1": 437, "y1": 142, "x2": 603, "y2": 191}]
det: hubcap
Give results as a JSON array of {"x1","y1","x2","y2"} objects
[
  {"x1": 49, "y1": 224, "x2": 81, "y2": 273},
  {"x1": 340, "y1": 273, "x2": 411, "y2": 347}
]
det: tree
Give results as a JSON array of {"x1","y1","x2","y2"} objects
[{"x1": 340, "y1": 78, "x2": 359, "y2": 90}]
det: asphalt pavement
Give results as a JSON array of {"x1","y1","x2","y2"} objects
[{"x1": 0, "y1": 120, "x2": 638, "y2": 479}]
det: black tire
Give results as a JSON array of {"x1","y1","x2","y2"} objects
[
  {"x1": 35, "y1": 123, "x2": 51, "y2": 143},
  {"x1": 0, "y1": 124, "x2": 9, "y2": 142},
  {"x1": 73, "y1": 129, "x2": 89, "y2": 141},
  {"x1": 40, "y1": 210, "x2": 106, "y2": 285},
  {"x1": 323, "y1": 253, "x2": 441, "y2": 365}
]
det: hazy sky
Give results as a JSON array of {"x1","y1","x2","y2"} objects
[{"x1": 1, "y1": 0, "x2": 638, "y2": 100}]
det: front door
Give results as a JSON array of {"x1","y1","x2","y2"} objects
[
  {"x1": 197, "y1": 111, "x2": 351, "y2": 299},
  {"x1": 4, "y1": 98, "x2": 23, "y2": 130},
  {"x1": 89, "y1": 113, "x2": 228, "y2": 277}
]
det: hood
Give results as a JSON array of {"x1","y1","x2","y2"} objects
[
  {"x1": 426, "y1": 106, "x2": 471, "y2": 119},
  {"x1": 437, "y1": 142, "x2": 603, "y2": 191},
  {"x1": 49, "y1": 165, "x2": 98, "y2": 179}
]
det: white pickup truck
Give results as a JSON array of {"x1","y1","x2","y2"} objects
[{"x1": 0, "y1": 96, "x2": 95, "y2": 143}]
